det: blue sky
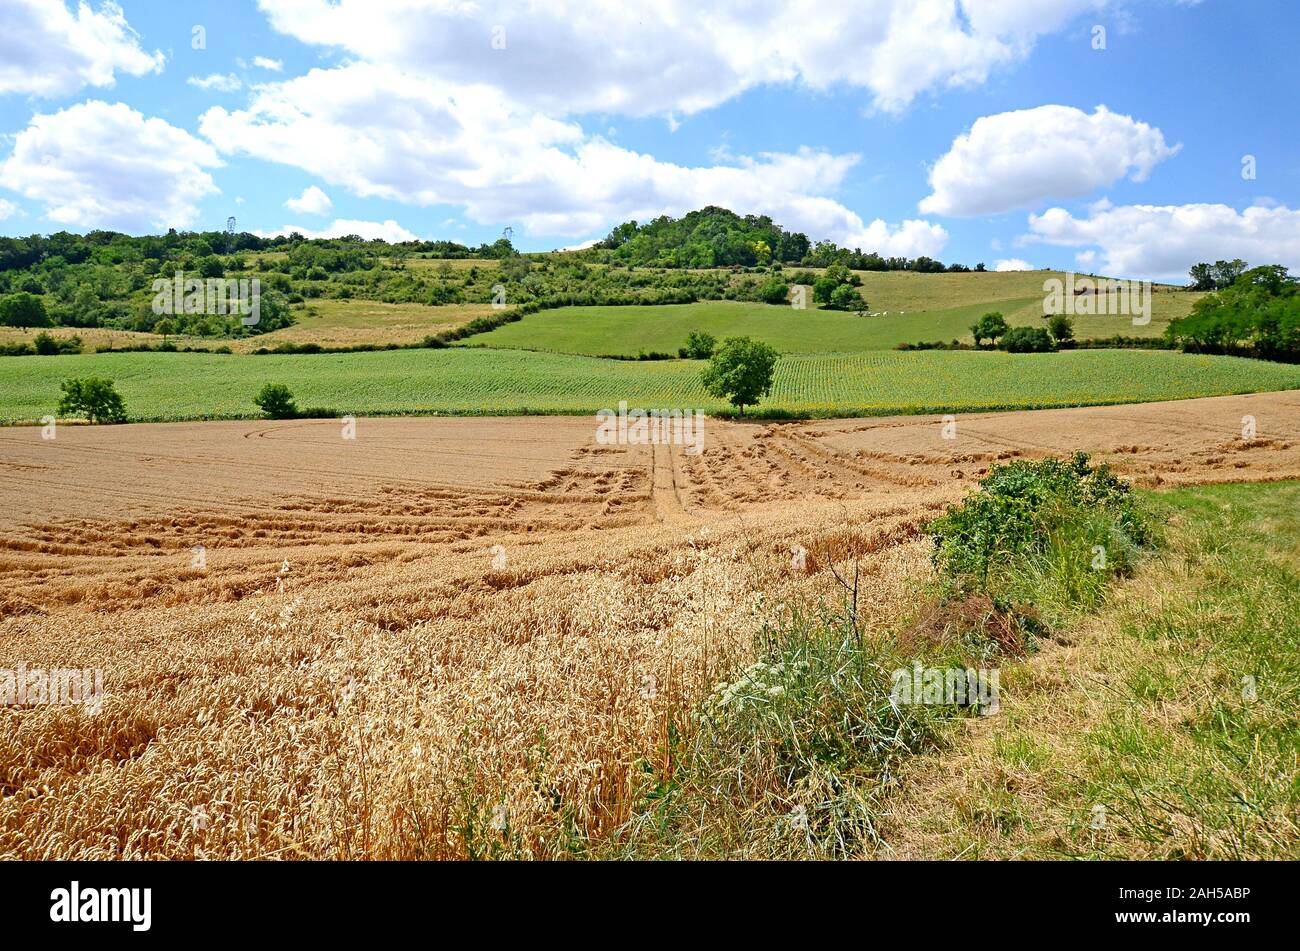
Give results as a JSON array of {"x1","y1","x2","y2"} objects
[{"x1": 1, "y1": 0, "x2": 1297, "y2": 279}]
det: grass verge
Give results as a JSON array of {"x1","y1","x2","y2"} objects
[
  {"x1": 606, "y1": 456, "x2": 1158, "y2": 858},
  {"x1": 872, "y1": 479, "x2": 1300, "y2": 859}
]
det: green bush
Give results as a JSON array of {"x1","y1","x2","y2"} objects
[
  {"x1": 927, "y1": 453, "x2": 1155, "y2": 622},
  {"x1": 678, "y1": 330, "x2": 717, "y2": 359},
  {"x1": 57, "y1": 377, "x2": 127, "y2": 423},
  {"x1": 828, "y1": 283, "x2": 861, "y2": 311},
  {"x1": 254, "y1": 382, "x2": 298, "y2": 419},
  {"x1": 1000, "y1": 326, "x2": 1056, "y2": 353},
  {"x1": 757, "y1": 278, "x2": 790, "y2": 305}
]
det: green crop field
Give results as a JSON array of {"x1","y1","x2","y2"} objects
[
  {"x1": 464, "y1": 292, "x2": 1199, "y2": 358},
  {"x1": 3, "y1": 348, "x2": 1298, "y2": 424}
]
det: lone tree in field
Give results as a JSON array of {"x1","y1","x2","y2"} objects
[
  {"x1": 701, "y1": 336, "x2": 779, "y2": 417},
  {"x1": 254, "y1": 383, "x2": 298, "y2": 419},
  {"x1": 58, "y1": 377, "x2": 126, "y2": 424},
  {"x1": 1047, "y1": 313, "x2": 1075, "y2": 346},
  {"x1": 970, "y1": 311, "x2": 1009, "y2": 348}
]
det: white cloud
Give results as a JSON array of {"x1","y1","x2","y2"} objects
[
  {"x1": 841, "y1": 216, "x2": 949, "y2": 259},
  {"x1": 559, "y1": 238, "x2": 602, "y2": 252},
  {"x1": 0, "y1": 0, "x2": 163, "y2": 97},
  {"x1": 1026, "y1": 202, "x2": 1300, "y2": 280},
  {"x1": 920, "y1": 105, "x2": 1180, "y2": 217},
  {"x1": 994, "y1": 258, "x2": 1034, "y2": 271},
  {"x1": 252, "y1": 56, "x2": 283, "y2": 71},
  {"x1": 198, "y1": 62, "x2": 945, "y2": 252},
  {"x1": 256, "y1": 218, "x2": 419, "y2": 242},
  {"x1": 187, "y1": 73, "x2": 242, "y2": 93},
  {"x1": 254, "y1": 0, "x2": 1113, "y2": 116},
  {"x1": 284, "y1": 184, "x2": 332, "y2": 215},
  {"x1": 0, "y1": 101, "x2": 220, "y2": 232},
  {"x1": 0, "y1": 198, "x2": 18, "y2": 219}
]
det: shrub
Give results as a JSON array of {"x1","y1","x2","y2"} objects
[
  {"x1": 254, "y1": 383, "x2": 298, "y2": 419},
  {"x1": 57, "y1": 377, "x2": 126, "y2": 423},
  {"x1": 928, "y1": 453, "x2": 1155, "y2": 624},
  {"x1": 1000, "y1": 326, "x2": 1056, "y2": 353},
  {"x1": 33, "y1": 331, "x2": 60, "y2": 355},
  {"x1": 828, "y1": 283, "x2": 861, "y2": 311},
  {"x1": 679, "y1": 330, "x2": 717, "y2": 359},
  {"x1": 757, "y1": 278, "x2": 790, "y2": 305}
]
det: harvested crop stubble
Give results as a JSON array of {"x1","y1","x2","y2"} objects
[{"x1": 2, "y1": 392, "x2": 1300, "y2": 857}]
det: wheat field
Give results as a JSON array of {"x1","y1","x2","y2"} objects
[{"x1": 3, "y1": 392, "x2": 1299, "y2": 858}]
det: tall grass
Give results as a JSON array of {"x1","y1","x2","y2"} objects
[
  {"x1": 611, "y1": 454, "x2": 1158, "y2": 858},
  {"x1": 611, "y1": 607, "x2": 957, "y2": 859}
]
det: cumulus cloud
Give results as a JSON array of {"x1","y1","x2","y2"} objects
[
  {"x1": 256, "y1": 218, "x2": 419, "y2": 242},
  {"x1": 187, "y1": 73, "x2": 242, "y2": 93},
  {"x1": 253, "y1": 0, "x2": 1113, "y2": 116},
  {"x1": 558, "y1": 238, "x2": 602, "y2": 252},
  {"x1": 252, "y1": 56, "x2": 283, "y2": 71},
  {"x1": 994, "y1": 258, "x2": 1035, "y2": 271},
  {"x1": 284, "y1": 184, "x2": 332, "y2": 215},
  {"x1": 920, "y1": 105, "x2": 1180, "y2": 217},
  {"x1": 0, "y1": 199, "x2": 18, "y2": 220},
  {"x1": 0, "y1": 0, "x2": 163, "y2": 97},
  {"x1": 198, "y1": 63, "x2": 945, "y2": 251},
  {"x1": 0, "y1": 101, "x2": 220, "y2": 232},
  {"x1": 1026, "y1": 201, "x2": 1300, "y2": 280}
]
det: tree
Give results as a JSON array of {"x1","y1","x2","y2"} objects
[
  {"x1": 812, "y1": 275, "x2": 839, "y2": 304},
  {"x1": 679, "y1": 330, "x2": 717, "y2": 359},
  {"x1": 1188, "y1": 262, "x2": 1215, "y2": 291},
  {"x1": 701, "y1": 336, "x2": 779, "y2": 416},
  {"x1": 823, "y1": 263, "x2": 852, "y2": 286},
  {"x1": 1000, "y1": 326, "x2": 1056, "y2": 353},
  {"x1": 254, "y1": 383, "x2": 298, "y2": 419},
  {"x1": 751, "y1": 239, "x2": 772, "y2": 265},
  {"x1": 970, "y1": 311, "x2": 1009, "y2": 348},
  {"x1": 154, "y1": 318, "x2": 176, "y2": 339},
  {"x1": 0, "y1": 292, "x2": 50, "y2": 328},
  {"x1": 1046, "y1": 313, "x2": 1074, "y2": 345},
  {"x1": 1189, "y1": 259, "x2": 1249, "y2": 291},
  {"x1": 1167, "y1": 264, "x2": 1300, "y2": 361},
  {"x1": 828, "y1": 283, "x2": 860, "y2": 311},
  {"x1": 58, "y1": 377, "x2": 126, "y2": 423}
]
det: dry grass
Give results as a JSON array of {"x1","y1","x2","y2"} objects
[
  {"x1": 229, "y1": 300, "x2": 491, "y2": 351},
  {"x1": 2, "y1": 396, "x2": 1299, "y2": 858}
]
